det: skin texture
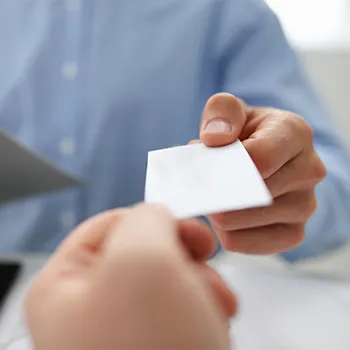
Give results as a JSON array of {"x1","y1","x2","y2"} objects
[
  {"x1": 25, "y1": 93, "x2": 326, "y2": 349},
  {"x1": 199, "y1": 93, "x2": 327, "y2": 255},
  {"x1": 25, "y1": 204, "x2": 237, "y2": 350}
]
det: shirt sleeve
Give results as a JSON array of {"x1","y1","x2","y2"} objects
[{"x1": 215, "y1": 0, "x2": 350, "y2": 262}]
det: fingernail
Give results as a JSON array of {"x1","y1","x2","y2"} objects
[{"x1": 203, "y1": 120, "x2": 232, "y2": 135}]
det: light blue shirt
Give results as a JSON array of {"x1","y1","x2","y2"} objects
[{"x1": 1, "y1": 0, "x2": 350, "y2": 261}]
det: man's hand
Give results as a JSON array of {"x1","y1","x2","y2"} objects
[
  {"x1": 197, "y1": 93, "x2": 326, "y2": 255},
  {"x1": 25, "y1": 204, "x2": 236, "y2": 350}
]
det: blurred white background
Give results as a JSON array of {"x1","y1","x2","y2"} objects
[
  {"x1": 267, "y1": 0, "x2": 350, "y2": 148},
  {"x1": 266, "y1": 0, "x2": 350, "y2": 50},
  {"x1": 221, "y1": 0, "x2": 350, "y2": 276}
]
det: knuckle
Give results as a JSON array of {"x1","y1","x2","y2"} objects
[
  {"x1": 290, "y1": 224, "x2": 305, "y2": 247},
  {"x1": 286, "y1": 113, "x2": 314, "y2": 142},
  {"x1": 312, "y1": 156, "x2": 327, "y2": 182},
  {"x1": 292, "y1": 192, "x2": 317, "y2": 222},
  {"x1": 301, "y1": 122, "x2": 314, "y2": 142},
  {"x1": 300, "y1": 194, "x2": 317, "y2": 220}
]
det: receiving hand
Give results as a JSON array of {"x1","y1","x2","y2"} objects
[{"x1": 25, "y1": 204, "x2": 237, "y2": 350}]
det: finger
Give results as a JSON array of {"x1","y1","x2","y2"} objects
[
  {"x1": 210, "y1": 190, "x2": 316, "y2": 231},
  {"x1": 266, "y1": 150, "x2": 327, "y2": 197},
  {"x1": 197, "y1": 263, "x2": 238, "y2": 318},
  {"x1": 178, "y1": 219, "x2": 216, "y2": 261},
  {"x1": 200, "y1": 93, "x2": 247, "y2": 147},
  {"x1": 50, "y1": 208, "x2": 214, "y2": 272},
  {"x1": 96, "y1": 205, "x2": 236, "y2": 331},
  {"x1": 189, "y1": 139, "x2": 201, "y2": 145},
  {"x1": 50, "y1": 209, "x2": 129, "y2": 269},
  {"x1": 243, "y1": 111, "x2": 314, "y2": 178},
  {"x1": 102, "y1": 204, "x2": 180, "y2": 265},
  {"x1": 216, "y1": 223, "x2": 305, "y2": 254}
]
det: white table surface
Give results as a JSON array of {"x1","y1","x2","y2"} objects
[{"x1": 1, "y1": 255, "x2": 350, "y2": 350}]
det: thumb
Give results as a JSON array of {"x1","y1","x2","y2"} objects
[{"x1": 200, "y1": 93, "x2": 247, "y2": 147}]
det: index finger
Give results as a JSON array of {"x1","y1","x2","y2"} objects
[
  {"x1": 243, "y1": 110, "x2": 314, "y2": 179},
  {"x1": 103, "y1": 204, "x2": 178, "y2": 263},
  {"x1": 103, "y1": 206, "x2": 216, "y2": 263}
]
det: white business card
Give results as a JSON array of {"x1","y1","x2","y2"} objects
[{"x1": 145, "y1": 141, "x2": 272, "y2": 219}]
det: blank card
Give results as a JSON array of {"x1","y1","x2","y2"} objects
[{"x1": 145, "y1": 141, "x2": 272, "y2": 219}]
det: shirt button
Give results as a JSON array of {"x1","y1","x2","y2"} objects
[
  {"x1": 60, "y1": 211, "x2": 76, "y2": 231},
  {"x1": 64, "y1": 0, "x2": 81, "y2": 12},
  {"x1": 59, "y1": 138, "x2": 76, "y2": 156},
  {"x1": 61, "y1": 61, "x2": 79, "y2": 80}
]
